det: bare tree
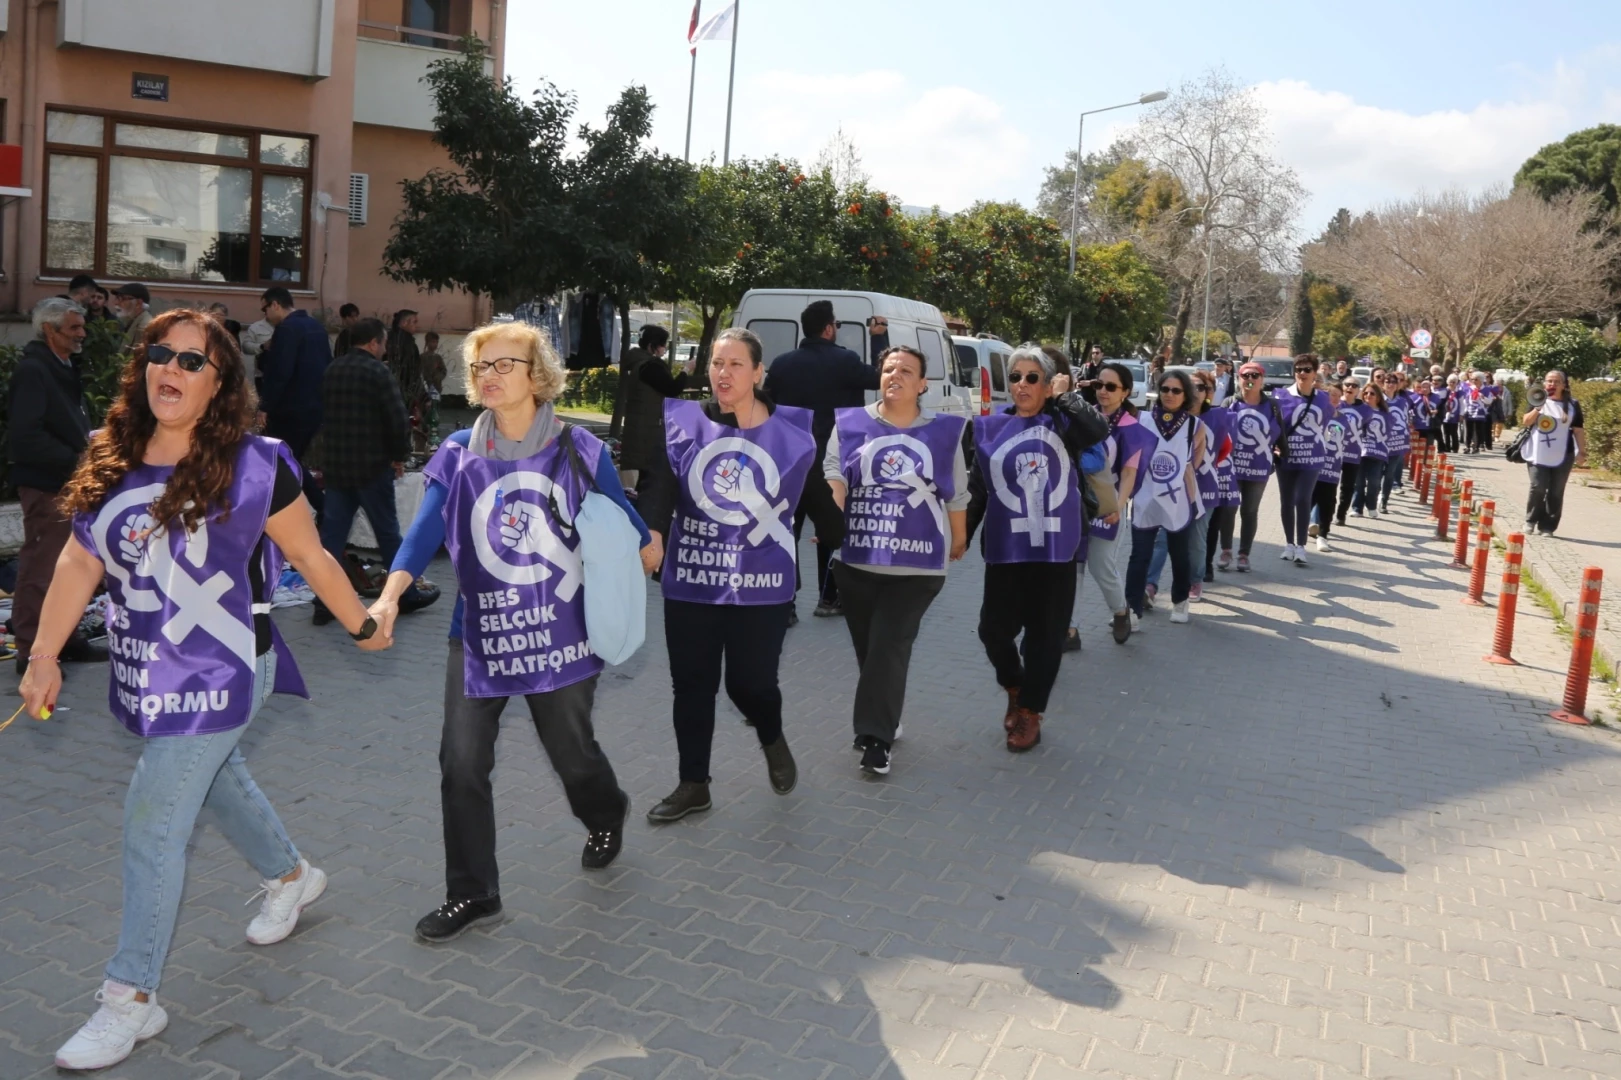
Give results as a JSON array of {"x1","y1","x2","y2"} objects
[
  {"x1": 1131, "y1": 69, "x2": 1306, "y2": 358},
  {"x1": 815, "y1": 126, "x2": 869, "y2": 192},
  {"x1": 1305, "y1": 187, "x2": 1619, "y2": 367}
]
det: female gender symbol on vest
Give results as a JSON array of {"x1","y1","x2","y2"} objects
[
  {"x1": 1537, "y1": 411, "x2": 1561, "y2": 448},
  {"x1": 857, "y1": 433, "x2": 948, "y2": 540},
  {"x1": 469, "y1": 471, "x2": 583, "y2": 601},
  {"x1": 988, "y1": 427, "x2": 1071, "y2": 545},
  {"x1": 688, "y1": 437, "x2": 796, "y2": 552},
  {"x1": 93, "y1": 481, "x2": 256, "y2": 670}
]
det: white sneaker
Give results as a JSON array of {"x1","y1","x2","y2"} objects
[
  {"x1": 1169, "y1": 601, "x2": 1190, "y2": 624},
  {"x1": 1129, "y1": 612, "x2": 1141, "y2": 632},
  {"x1": 1280, "y1": 545, "x2": 1295, "y2": 560},
  {"x1": 1308, "y1": 523, "x2": 1320, "y2": 538},
  {"x1": 55, "y1": 981, "x2": 168, "y2": 1070},
  {"x1": 245, "y1": 859, "x2": 327, "y2": 945},
  {"x1": 1368, "y1": 507, "x2": 1380, "y2": 520},
  {"x1": 1316, "y1": 537, "x2": 1331, "y2": 553}
]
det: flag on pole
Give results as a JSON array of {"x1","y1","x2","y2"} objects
[
  {"x1": 687, "y1": 1, "x2": 702, "y2": 55},
  {"x1": 691, "y1": 2, "x2": 735, "y2": 46}
]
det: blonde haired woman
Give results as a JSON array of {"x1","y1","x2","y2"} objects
[{"x1": 371, "y1": 321, "x2": 660, "y2": 942}]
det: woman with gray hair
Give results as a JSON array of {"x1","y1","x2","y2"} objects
[{"x1": 965, "y1": 344, "x2": 1107, "y2": 752}]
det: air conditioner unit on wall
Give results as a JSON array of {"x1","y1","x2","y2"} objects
[{"x1": 348, "y1": 173, "x2": 369, "y2": 226}]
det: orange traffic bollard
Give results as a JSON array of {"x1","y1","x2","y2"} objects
[
  {"x1": 1408, "y1": 435, "x2": 1422, "y2": 482},
  {"x1": 1552, "y1": 567, "x2": 1604, "y2": 724},
  {"x1": 1435, "y1": 466, "x2": 1452, "y2": 540},
  {"x1": 1451, "y1": 499, "x2": 1474, "y2": 567},
  {"x1": 1485, "y1": 534, "x2": 1525, "y2": 665},
  {"x1": 1418, "y1": 447, "x2": 1433, "y2": 505},
  {"x1": 1431, "y1": 462, "x2": 1449, "y2": 521},
  {"x1": 1464, "y1": 500, "x2": 1494, "y2": 605}
]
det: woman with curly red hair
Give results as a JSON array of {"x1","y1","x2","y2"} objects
[{"x1": 19, "y1": 310, "x2": 390, "y2": 1072}]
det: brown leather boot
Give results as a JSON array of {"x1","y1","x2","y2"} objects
[
  {"x1": 1003, "y1": 687, "x2": 1021, "y2": 732},
  {"x1": 1006, "y1": 708, "x2": 1042, "y2": 752}
]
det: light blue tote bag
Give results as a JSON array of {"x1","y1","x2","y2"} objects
[{"x1": 559, "y1": 427, "x2": 646, "y2": 664}]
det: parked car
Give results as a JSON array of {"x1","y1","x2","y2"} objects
[
  {"x1": 1256, "y1": 358, "x2": 1296, "y2": 389},
  {"x1": 732, "y1": 289, "x2": 974, "y2": 417},
  {"x1": 1351, "y1": 365, "x2": 1374, "y2": 384},
  {"x1": 951, "y1": 335, "x2": 1015, "y2": 412}
]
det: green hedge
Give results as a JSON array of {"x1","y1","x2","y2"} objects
[
  {"x1": 558, "y1": 366, "x2": 619, "y2": 411},
  {"x1": 1572, "y1": 381, "x2": 1621, "y2": 475}
]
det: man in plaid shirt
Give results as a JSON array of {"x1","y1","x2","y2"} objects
[{"x1": 313, "y1": 317, "x2": 419, "y2": 625}]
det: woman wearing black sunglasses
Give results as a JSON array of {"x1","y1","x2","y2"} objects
[
  {"x1": 1271, "y1": 355, "x2": 1334, "y2": 567},
  {"x1": 1124, "y1": 369, "x2": 1205, "y2": 625}
]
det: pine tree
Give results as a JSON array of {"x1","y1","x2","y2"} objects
[{"x1": 1289, "y1": 273, "x2": 1315, "y2": 356}]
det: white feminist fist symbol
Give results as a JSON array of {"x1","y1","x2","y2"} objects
[
  {"x1": 713, "y1": 458, "x2": 796, "y2": 548},
  {"x1": 119, "y1": 512, "x2": 156, "y2": 570},
  {"x1": 499, "y1": 499, "x2": 548, "y2": 555},
  {"x1": 1010, "y1": 451, "x2": 1060, "y2": 544},
  {"x1": 879, "y1": 448, "x2": 933, "y2": 508},
  {"x1": 1240, "y1": 416, "x2": 1269, "y2": 456}
]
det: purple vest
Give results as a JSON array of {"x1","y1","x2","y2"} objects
[
  {"x1": 1319, "y1": 413, "x2": 1346, "y2": 484},
  {"x1": 1359, "y1": 405, "x2": 1389, "y2": 460},
  {"x1": 423, "y1": 430, "x2": 602, "y2": 698},
  {"x1": 662, "y1": 400, "x2": 816, "y2": 605},
  {"x1": 1199, "y1": 407, "x2": 1240, "y2": 508},
  {"x1": 1193, "y1": 413, "x2": 1223, "y2": 507},
  {"x1": 1227, "y1": 400, "x2": 1278, "y2": 481},
  {"x1": 1339, "y1": 402, "x2": 1364, "y2": 461},
  {"x1": 1274, "y1": 387, "x2": 1333, "y2": 469},
  {"x1": 1089, "y1": 411, "x2": 1153, "y2": 542},
  {"x1": 1385, "y1": 394, "x2": 1411, "y2": 449},
  {"x1": 973, "y1": 411, "x2": 1083, "y2": 564},
  {"x1": 74, "y1": 436, "x2": 308, "y2": 738},
  {"x1": 835, "y1": 408, "x2": 966, "y2": 572}
]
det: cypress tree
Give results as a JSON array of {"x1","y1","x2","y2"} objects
[{"x1": 1289, "y1": 274, "x2": 1315, "y2": 356}]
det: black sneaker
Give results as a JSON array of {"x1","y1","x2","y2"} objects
[
  {"x1": 813, "y1": 601, "x2": 843, "y2": 618},
  {"x1": 415, "y1": 897, "x2": 503, "y2": 943},
  {"x1": 1062, "y1": 626, "x2": 1082, "y2": 653},
  {"x1": 582, "y1": 798, "x2": 629, "y2": 869},
  {"x1": 311, "y1": 603, "x2": 336, "y2": 627},
  {"x1": 646, "y1": 781, "x2": 711, "y2": 823},
  {"x1": 787, "y1": 609, "x2": 799, "y2": 628},
  {"x1": 762, "y1": 737, "x2": 797, "y2": 794},
  {"x1": 857, "y1": 736, "x2": 891, "y2": 776}
]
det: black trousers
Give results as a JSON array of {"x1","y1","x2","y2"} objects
[
  {"x1": 665, "y1": 598, "x2": 791, "y2": 783},
  {"x1": 1311, "y1": 479, "x2": 1339, "y2": 538},
  {"x1": 792, "y1": 474, "x2": 844, "y2": 606},
  {"x1": 1236, "y1": 478, "x2": 1269, "y2": 556},
  {"x1": 1335, "y1": 462, "x2": 1361, "y2": 523},
  {"x1": 1441, "y1": 422, "x2": 1460, "y2": 452},
  {"x1": 1465, "y1": 418, "x2": 1492, "y2": 451},
  {"x1": 978, "y1": 561, "x2": 1076, "y2": 714},
  {"x1": 1527, "y1": 459, "x2": 1576, "y2": 534},
  {"x1": 439, "y1": 643, "x2": 627, "y2": 902},
  {"x1": 833, "y1": 562, "x2": 944, "y2": 745},
  {"x1": 1205, "y1": 508, "x2": 1232, "y2": 570}
]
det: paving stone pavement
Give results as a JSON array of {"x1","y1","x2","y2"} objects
[{"x1": 2, "y1": 478, "x2": 1620, "y2": 1080}]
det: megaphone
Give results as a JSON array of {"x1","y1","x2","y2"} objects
[{"x1": 1526, "y1": 384, "x2": 1548, "y2": 408}]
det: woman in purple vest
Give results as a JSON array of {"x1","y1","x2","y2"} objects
[
  {"x1": 1332, "y1": 375, "x2": 1365, "y2": 527},
  {"x1": 1352, "y1": 381, "x2": 1391, "y2": 517},
  {"x1": 1124, "y1": 368, "x2": 1206, "y2": 623},
  {"x1": 638, "y1": 328, "x2": 816, "y2": 822},
  {"x1": 824, "y1": 346, "x2": 969, "y2": 776},
  {"x1": 1271, "y1": 355, "x2": 1334, "y2": 567},
  {"x1": 20, "y1": 310, "x2": 389, "y2": 1072},
  {"x1": 1218, "y1": 361, "x2": 1281, "y2": 572},
  {"x1": 1073, "y1": 361, "x2": 1149, "y2": 646},
  {"x1": 965, "y1": 345, "x2": 1108, "y2": 752},
  {"x1": 370, "y1": 321, "x2": 652, "y2": 944}
]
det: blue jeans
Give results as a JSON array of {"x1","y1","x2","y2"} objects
[
  {"x1": 1354, "y1": 457, "x2": 1385, "y2": 512},
  {"x1": 1147, "y1": 509, "x2": 1208, "y2": 590},
  {"x1": 107, "y1": 651, "x2": 298, "y2": 993},
  {"x1": 1380, "y1": 454, "x2": 1406, "y2": 505},
  {"x1": 319, "y1": 468, "x2": 402, "y2": 570}
]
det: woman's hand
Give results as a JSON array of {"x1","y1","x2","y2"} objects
[
  {"x1": 1522, "y1": 410, "x2": 1540, "y2": 427},
  {"x1": 355, "y1": 628, "x2": 393, "y2": 652},
  {"x1": 367, "y1": 597, "x2": 400, "y2": 642},
  {"x1": 1102, "y1": 512, "x2": 1120, "y2": 527},
  {"x1": 1050, "y1": 373, "x2": 1072, "y2": 397},
  {"x1": 640, "y1": 532, "x2": 665, "y2": 574},
  {"x1": 18, "y1": 659, "x2": 61, "y2": 720}
]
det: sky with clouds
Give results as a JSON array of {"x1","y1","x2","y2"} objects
[{"x1": 508, "y1": 0, "x2": 1620, "y2": 237}]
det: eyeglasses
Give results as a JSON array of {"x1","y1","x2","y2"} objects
[
  {"x1": 146, "y1": 343, "x2": 215, "y2": 374},
  {"x1": 1157, "y1": 385, "x2": 1185, "y2": 396},
  {"x1": 1096, "y1": 381, "x2": 1124, "y2": 392},
  {"x1": 470, "y1": 357, "x2": 531, "y2": 377},
  {"x1": 1011, "y1": 371, "x2": 1044, "y2": 385}
]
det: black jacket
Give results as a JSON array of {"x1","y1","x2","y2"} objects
[
  {"x1": 7, "y1": 340, "x2": 91, "y2": 492},
  {"x1": 964, "y1": 393, "x2": 1109, "y2": 547},
  {"x1": 617, "y1": 347, "x2": 688, "y2": 472},
  {"x1": 761, "y1": 337, "x2": 879, "y2": 458}
]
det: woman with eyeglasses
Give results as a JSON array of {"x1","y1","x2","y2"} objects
[
  {"x1": 1332, "y1": 378, "x2": 1365, "y2": 528},
  {"x1": 824, "y1": 346, "x2": 969, "y2": 776},
  {"x1": 1143, "y1": 369, "x2": 1227, "y2": 602},
  {"x1": 966, "y1": 345, "x2": 1107, "y2": 751},
  {"x1": 20, "y1": 311, "x2": 391, "y2": 1071},
  {"x1": 1070, "y1": 360, "x2": 1150, "y2": 646},
  {"x1": 1376, "y1": 371, "x2": 1412, "y2": 513},
  {"x1": 1269, "y1": 355, "x2": 1334, "y2": 567},
  {"x1": 1124, "y1": 369, "x2": 1205, "y2": 624},
  {"x1": 1307, "y1": 381, "x2": 1350, "y2": 552},
  {"x1": 371, "y1": 321, "x2": 656, "y2": 945},
  {"x1": 1351, "y1": 381, "x2": 1390, "y2": 517},
  {"x1": 1214, "y1": 361, "x2": 1278, "y2": 572}
]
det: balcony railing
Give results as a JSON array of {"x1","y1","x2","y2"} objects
[{"x1": 357, "y1": 20, "x2": 473, "y2": 50}]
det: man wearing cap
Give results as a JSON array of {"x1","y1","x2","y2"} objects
[
  {"x1": 112, "y1": 283, "x2": 152, "y2": 348},
  {"x1": 1211, "y1": 357, "x2": 1234, "y2": 405}
]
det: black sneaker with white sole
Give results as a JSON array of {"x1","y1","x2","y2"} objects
[
  {"x1": 415, "y1": 897, "x2": 504, "y2": 943},
  {"x1": 856, "y1": 736, "x2": 891, "y2": 775}
]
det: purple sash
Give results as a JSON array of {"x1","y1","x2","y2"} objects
[
  {"x1": 835, "y1": 408, "x2": 966, "y2": 571},
  {"x1": 1226, "y1": 400, "x2": 1278, "y2": 481},
  {"x1": 423, "y1": 430, "x2": 602, "y2": 697},
  {"x1": 973, "y1": 412, "x2": 1083, "y2": 564},
  {"x1": 661, "y1": 400, "x2": 815, "y2": 605},
  {"x1": 75, "y1": 436, "x2": 308, "y2": 738}
]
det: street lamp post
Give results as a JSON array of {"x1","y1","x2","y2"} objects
[{"x1": 1063, "y1": 90, "x2": 1167, "y2": 357}]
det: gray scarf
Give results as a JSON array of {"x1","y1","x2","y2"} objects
[{"x1": 469, "y1": 403, "x2": 560, "y2": 461}]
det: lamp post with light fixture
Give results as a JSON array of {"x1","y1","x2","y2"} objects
[{"x1": 1062, "y1": 90, "x2": 1168, "y2": 356}]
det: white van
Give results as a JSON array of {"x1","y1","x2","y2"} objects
[
  {"x1": 951, "y1": 335, "x2": 1015, "y2": 412},
  {"x1": 731, "y1": 289, "x2": 974, "y2": 417}
]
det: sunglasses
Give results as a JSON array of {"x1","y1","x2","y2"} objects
[
  {"x1": 1011, "y1": 371, "x2": 1044, "y2": 385},
  {"x1": 1157, "y1": 385, "x2": 1185, "y2": 396},
  {"x1": 1096, "y1": 381, "x2": 1124, "y2": 392},
  {"x1": 146, "y1": 343, "x2": 215, "y2": 374},
  {"x1": 1240, "y1": 373, "x2": 1263, "y2": 381},
  {"x1": 1294, "y1": 367, "x2": 1315, "y2": 374}
]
